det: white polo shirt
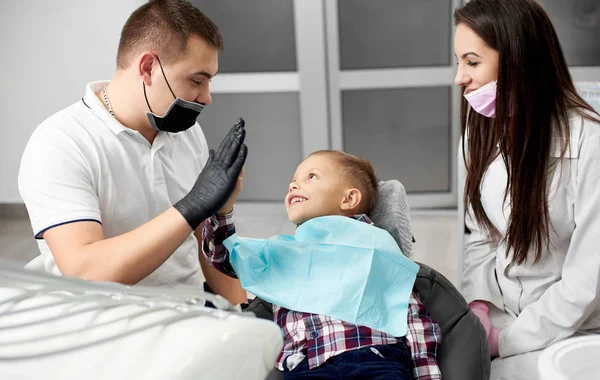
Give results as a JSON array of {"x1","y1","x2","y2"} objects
[{"x1": 18, "y1": 81, "x2": 210, "y2": 287}]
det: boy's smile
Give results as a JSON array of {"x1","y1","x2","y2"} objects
[{"x1": 288, "y1": 195, "x2": 308, "y2": 206}]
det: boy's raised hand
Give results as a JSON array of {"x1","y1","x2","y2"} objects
[{"x1": 218, "y1": 166, "x2": 244, "y2": 215}]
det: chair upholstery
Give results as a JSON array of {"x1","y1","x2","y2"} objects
[{"x1": 414, "y1": 262, "x2": 490, "y2": 380}]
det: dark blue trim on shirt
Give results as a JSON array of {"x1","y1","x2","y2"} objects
[
  {"x1": 81, "y1": 97, "x2": 90, "y2": 109},
  {"x1": 35, "y1": 219, "x2": 102, "y2": 239}
]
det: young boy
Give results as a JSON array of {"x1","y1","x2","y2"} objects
[{"x1": 202, "y1": 150, "x2": 441, "y2": 380}]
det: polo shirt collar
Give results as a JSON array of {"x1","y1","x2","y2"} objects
[
  {"x1": 83, "y1": 81, "x2": 133, "y2": 136},
  {"x1": 83, "y1": 81, "x2": 177, "y2": 151}
]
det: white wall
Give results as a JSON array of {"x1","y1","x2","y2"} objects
[{"x1": 0, "y1": 0, "x2": 143, "y2": 203}]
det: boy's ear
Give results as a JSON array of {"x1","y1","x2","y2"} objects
[{"x1": 340, "y1": 188, "x2": 362, "y2": 212}]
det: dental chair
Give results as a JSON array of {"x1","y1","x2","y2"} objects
[
  {"x1": 0, "y1": 180, "x2": 489, "y2": 380},
  {"x1": 249, "y1": 180, "x2": 491, "y2": 380},
  {"x1": 0, "y1": 261, "x2": 282, "y2": 380}
]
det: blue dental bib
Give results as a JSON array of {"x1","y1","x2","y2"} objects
[{"x1": 223, "y1": 215, "x2": 419, "y2": 336}]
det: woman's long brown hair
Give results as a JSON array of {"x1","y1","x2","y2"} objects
[{"x1": 455, "y1": 0, "x2": 600, "y2": 265}]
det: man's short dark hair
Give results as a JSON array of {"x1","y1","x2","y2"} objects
[{"x1": 116, "y1": 0, "x2": 224, "y2": 69}]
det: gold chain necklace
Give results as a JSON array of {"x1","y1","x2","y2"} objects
[{"x1": 102, "y1": 86, "x2": 115, "y2": 117}]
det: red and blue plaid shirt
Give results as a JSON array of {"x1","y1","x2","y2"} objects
[{"x1": 202, "y1": 212, "x2": 442, "y2": 379}]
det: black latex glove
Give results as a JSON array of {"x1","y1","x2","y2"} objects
[{"x1": 174, "y1": 118, "x2": 248, "y2": 230}]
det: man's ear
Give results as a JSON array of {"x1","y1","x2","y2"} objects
[
  {"x1": 138, "y1": 52, "x2": 157, "y2": 86},
  {"x1": 340, "y1": 188, "x2": 362, "y2": 212}
]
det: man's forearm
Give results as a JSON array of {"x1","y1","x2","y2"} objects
[{"x1": 67, "y1": 207, "x2": 193, "y2": 284}]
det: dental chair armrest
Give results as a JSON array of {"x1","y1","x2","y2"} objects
[
  {"x1": 242, "y1": 297, "x2": 274, "y2": 320},
  {"x1": 413, "y1": 262, "x2": 491, "y2": 380},
  {"x1": 243, "y1": 298, "x2": 284, "y2": 379}
]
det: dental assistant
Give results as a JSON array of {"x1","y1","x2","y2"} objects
[
  {"x1": 17, "y1": 0, "x2": 248, "y2": 305},
  {"x1": 454, "y1": 0, "x2": 600, "y2": 378}
]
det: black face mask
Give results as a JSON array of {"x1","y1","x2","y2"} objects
[{"x1": 144, "y1": 56, "x2": 205, "y2": 133}]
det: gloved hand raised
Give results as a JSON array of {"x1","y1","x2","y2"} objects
[{"x1": 174, "y1": 118, "x2": 248, "y2": 230}]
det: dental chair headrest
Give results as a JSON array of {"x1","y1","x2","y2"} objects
[{"x1": 370, "y1": 180, "x2": 414, "y2": 258}]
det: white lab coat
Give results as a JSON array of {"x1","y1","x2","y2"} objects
[{"x1": 460, "y1": 112, "x2": 600, "y2": 362}]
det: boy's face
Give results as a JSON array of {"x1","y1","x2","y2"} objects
[{"x1": 285, "y1": 154, "x2": 351, "y2": 225}]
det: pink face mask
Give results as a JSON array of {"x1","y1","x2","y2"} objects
[{"x1": 464, "y1": 81, "x2": 497, "y2": 118}]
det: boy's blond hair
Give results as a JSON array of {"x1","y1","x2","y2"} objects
[{"x1": 308, "y1": 150, "x2": 378, "y2": 216}]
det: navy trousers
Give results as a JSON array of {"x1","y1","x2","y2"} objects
[{"x1": 283, "y1": 342, "x2": 414, "y2": 380}]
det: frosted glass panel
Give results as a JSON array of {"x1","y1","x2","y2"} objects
[
  {"x1": 191, "y1": 0, "x2": 297, "y2": 73},
  {"x1": 576, "y1": 82, "x2": 600, "y2": 112},
  {"x1": 338, "y1": 0, "x2": 451, "y2": 69},
  {"x1": 199, "y1": 93, "x2": 302, "y2": 201},
  {"x1": 538, "y1": 0, "x2": 600, "y2": 66},
  {"x1": 342, "y1": 87, "x2": 451, "y2": 193}
]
